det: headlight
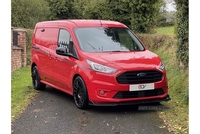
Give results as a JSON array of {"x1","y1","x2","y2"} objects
[
  {"x1": 87, "y1": 60, "x2": 117, "y2": 74},
  {"x1": 159, "y1": 61, "x2": 165, "y2": 70}
]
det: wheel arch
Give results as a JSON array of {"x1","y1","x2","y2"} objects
[
  {"x1": 31, "y1": 53, "x2": 39, "y2": 72},
  {"x1": 71, "y1": 65, "x2": 92, "y2": 93},
  {"x1": 31, "y1": 62, "x2": 37, "y2": 71},
  {"x1": 72, "y1": 74, "x2": 86, "y2": 93}
]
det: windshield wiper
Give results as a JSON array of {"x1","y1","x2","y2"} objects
[
  {"x1": 111, "y1": 50, "x2": 121, "y2": 52},
  {"x1": 104, "y1": 50, "x2": 129, "y2": 52},
  {"x1": 84, "y1": 40, "x2": 99, "y2": 52}
]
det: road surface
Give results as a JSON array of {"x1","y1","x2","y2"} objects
[{"x1": 12, "y1": 87, "x2": 171, "y2": 134}]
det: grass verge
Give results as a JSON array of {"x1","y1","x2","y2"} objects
[
  {"x1": 154, "y1": 45, "x2": 189, "y2": 134},
  {"x1": 11, "y1": 66, "x2": 38, "y2": 122},
  {"x1": 138, "y1": 28, "x2": 188, "y2": 133},
  {"x1": 156, "y1": 26, "x2": 175, "y2": 36}
]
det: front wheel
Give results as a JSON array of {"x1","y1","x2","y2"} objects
[
  {"x1": 73, "y1": 76, "x2": 89, "y2": 109},
  {"x1": 32, "y1": 66, "x2": 46, "y2": 90}
]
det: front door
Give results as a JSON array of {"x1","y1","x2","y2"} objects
[{"x1": 53, "y1": 28, "x2": 78, "y2": 92}]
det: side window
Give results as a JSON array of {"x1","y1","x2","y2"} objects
[
  {"x1": 58, "y1": 29, "x2": 78, "y2": 58},
  {"x1": 58, "y1": 29, "x2": 70, "y2": 48}
]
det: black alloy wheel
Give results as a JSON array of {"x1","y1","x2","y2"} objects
[
  {"x1": 73, "y1": 76, "x2": 89, "y2": 109},
  {"x1": 32, "y1": 66, "x2": 46, "y2": 90}
]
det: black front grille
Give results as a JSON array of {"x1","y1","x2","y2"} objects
[
  {"x1": 113, "y1": 88, "x2": 164, "y2": 99},
  {"x1": 116, "y1": 70, "x2": 163, "y2": 84}
]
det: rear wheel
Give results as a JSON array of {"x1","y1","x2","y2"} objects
[
  {"x1": 32, "y1": 66, "x2": 46, "y2": 90},
  {"x1": 73, "y1": 76, "x2": 89, "y2": 109}
]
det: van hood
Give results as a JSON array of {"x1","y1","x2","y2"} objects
[{"x1": 82, "y1": 50, "x2": 161, "y2": 70}]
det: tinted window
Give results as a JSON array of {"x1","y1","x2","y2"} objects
[{"x1": 75, "y1": 27, "x2": 145, "y2": 52}]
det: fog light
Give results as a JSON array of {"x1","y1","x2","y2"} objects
[{"x1": 99, "y1": 90, "x2": 105, "y2": 95}]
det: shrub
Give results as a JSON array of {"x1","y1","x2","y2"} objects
[
  {"x1": 174, "y1": 0, "x2": 189, "y2": 68},
  {"x1": 11, "y1": 0, "x2": 50, "y2": 29},
  {"x1": 137, "y1": 34, "x2": 176, "y2": 50}
]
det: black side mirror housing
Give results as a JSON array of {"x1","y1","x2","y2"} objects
[
  {"x1": 56, "y1": 47, "x2": 78, "y2": 59},
  {"x1": 56, "y1": 47, "x2": 69, "y2": 56}
]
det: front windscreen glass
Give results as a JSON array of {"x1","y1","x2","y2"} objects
[{"x1": 75, "y1": 27, "x2": 145, "y2": 52}]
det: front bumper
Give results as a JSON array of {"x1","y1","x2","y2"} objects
[
  {"x1": 81, "y1": 67, "x2": 169, "y2": 106},
  {"x1": 89, "y1": 94, "x2": 171, "y2": 106}
]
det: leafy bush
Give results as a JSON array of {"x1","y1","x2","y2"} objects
[
  {"x1": 12, "y1": 0, "x2": 50, "y2": 29},
  {"x1": 174, "y1": 0, "x2": 189, "y2": 68},
  {"x1": 138, "y1": 33, "x2": 188, "y2": 105},
  {"x1": 158, "y1": 21, "x2": 175, "y2": 27},
  {"x1": 45, "y1": 0, "x2": 82, "y2": 20},
  {"x1": 137, "y1": 34, "x2": 176, "y2": 50},
  {"x1": 130, "y1": 0, "x2": 162, "y2": 33}
]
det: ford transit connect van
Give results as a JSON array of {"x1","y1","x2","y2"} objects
[{"x1": 31, "y1": 19, "x2": 170, "y2": 109}]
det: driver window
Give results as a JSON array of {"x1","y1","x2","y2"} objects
[
  {"x1": 58, "y1": 29, "x2": 70, "y2": 49},
  {"x1": 58, "y1": 29, "x2": 77, "y2": 57}
]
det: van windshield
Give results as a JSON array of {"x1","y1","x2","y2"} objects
[{"x1": 75, "y1": 27, "x2": 145, "y2": 52}]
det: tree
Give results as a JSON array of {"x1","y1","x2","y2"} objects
[
  {"x1": 46, "y1": 0, "x2": 82, "y2": 20},
  {"x1": 83, "y1": 0, "x2": 132, "y2": 28},
  {"x1": 174, "y1": 0, "x2": 188, "y2": 68},
  {"x1": 86, "y1": 0, "x2": 164, "y2": 33},
  {"x1": 157, "y1": 0, "x2": 168, "y2": 27},
  {"x1": 11, "y1": 0, "x2": 50, "y2": 28},
  {"x1": 130, "y1": 0, "x2": 163, "y2": 33},
  {"x1": 81, "y1": 0, "x2": 107, "y2": 19}
]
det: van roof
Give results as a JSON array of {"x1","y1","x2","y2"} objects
[{"x1": 35, "y1": 19, "x2": 127, "y2": 28}]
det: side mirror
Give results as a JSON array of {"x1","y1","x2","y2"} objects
[
  {"x1": 56, "y1": 47, "x2": 68, "y2": 56},
  {"x1": 56, "y1": 47, "x2": 74, "y2": 58}
]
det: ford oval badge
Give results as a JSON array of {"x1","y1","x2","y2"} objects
[{"x1": 137, "y1": 73, "x2": 146, "y2": 77}]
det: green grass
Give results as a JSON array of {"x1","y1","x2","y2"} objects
[
  {"x1": 153, "y1": 43, "x2": 189, "y2": 134},
  {"x1": 138, "y1": 27, "x2": 188, "y2": 133},
  {"x1": 156, "y1": 26, "x2": 175, "y2": 36},
  {"x1": 11, "y1": 66, "x2": 38, "y2": 122}
]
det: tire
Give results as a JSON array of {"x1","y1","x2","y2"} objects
[
  {"x1": 32, "y1": 66, "x2": 46, "y2": 90},
  {"x1": 73, "y1": 76, "x2": 89, "y2": 109}
]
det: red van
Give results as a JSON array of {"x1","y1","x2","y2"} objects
[{"x1": 31, "y1": 19, "x2": 170, "y2": 109}]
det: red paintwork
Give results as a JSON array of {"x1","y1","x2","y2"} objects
[{"x1": 31, "y1": 19, "x2": 169, "y2": 105}]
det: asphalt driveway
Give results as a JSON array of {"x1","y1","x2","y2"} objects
[{"x1": 11, "y1": 87, "x2": 171, "y2": 134}]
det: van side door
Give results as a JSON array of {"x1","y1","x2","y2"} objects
[
  {"x1": 33, "y1": 27, "x2": 58, "y2": 85},
  {"x1": 54, "y1": 29, "x2": 78, "y2": 92}
]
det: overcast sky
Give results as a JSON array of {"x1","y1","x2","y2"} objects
[{"x1": 165, "y1": 0, "x2": 176, "y2": 11}]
